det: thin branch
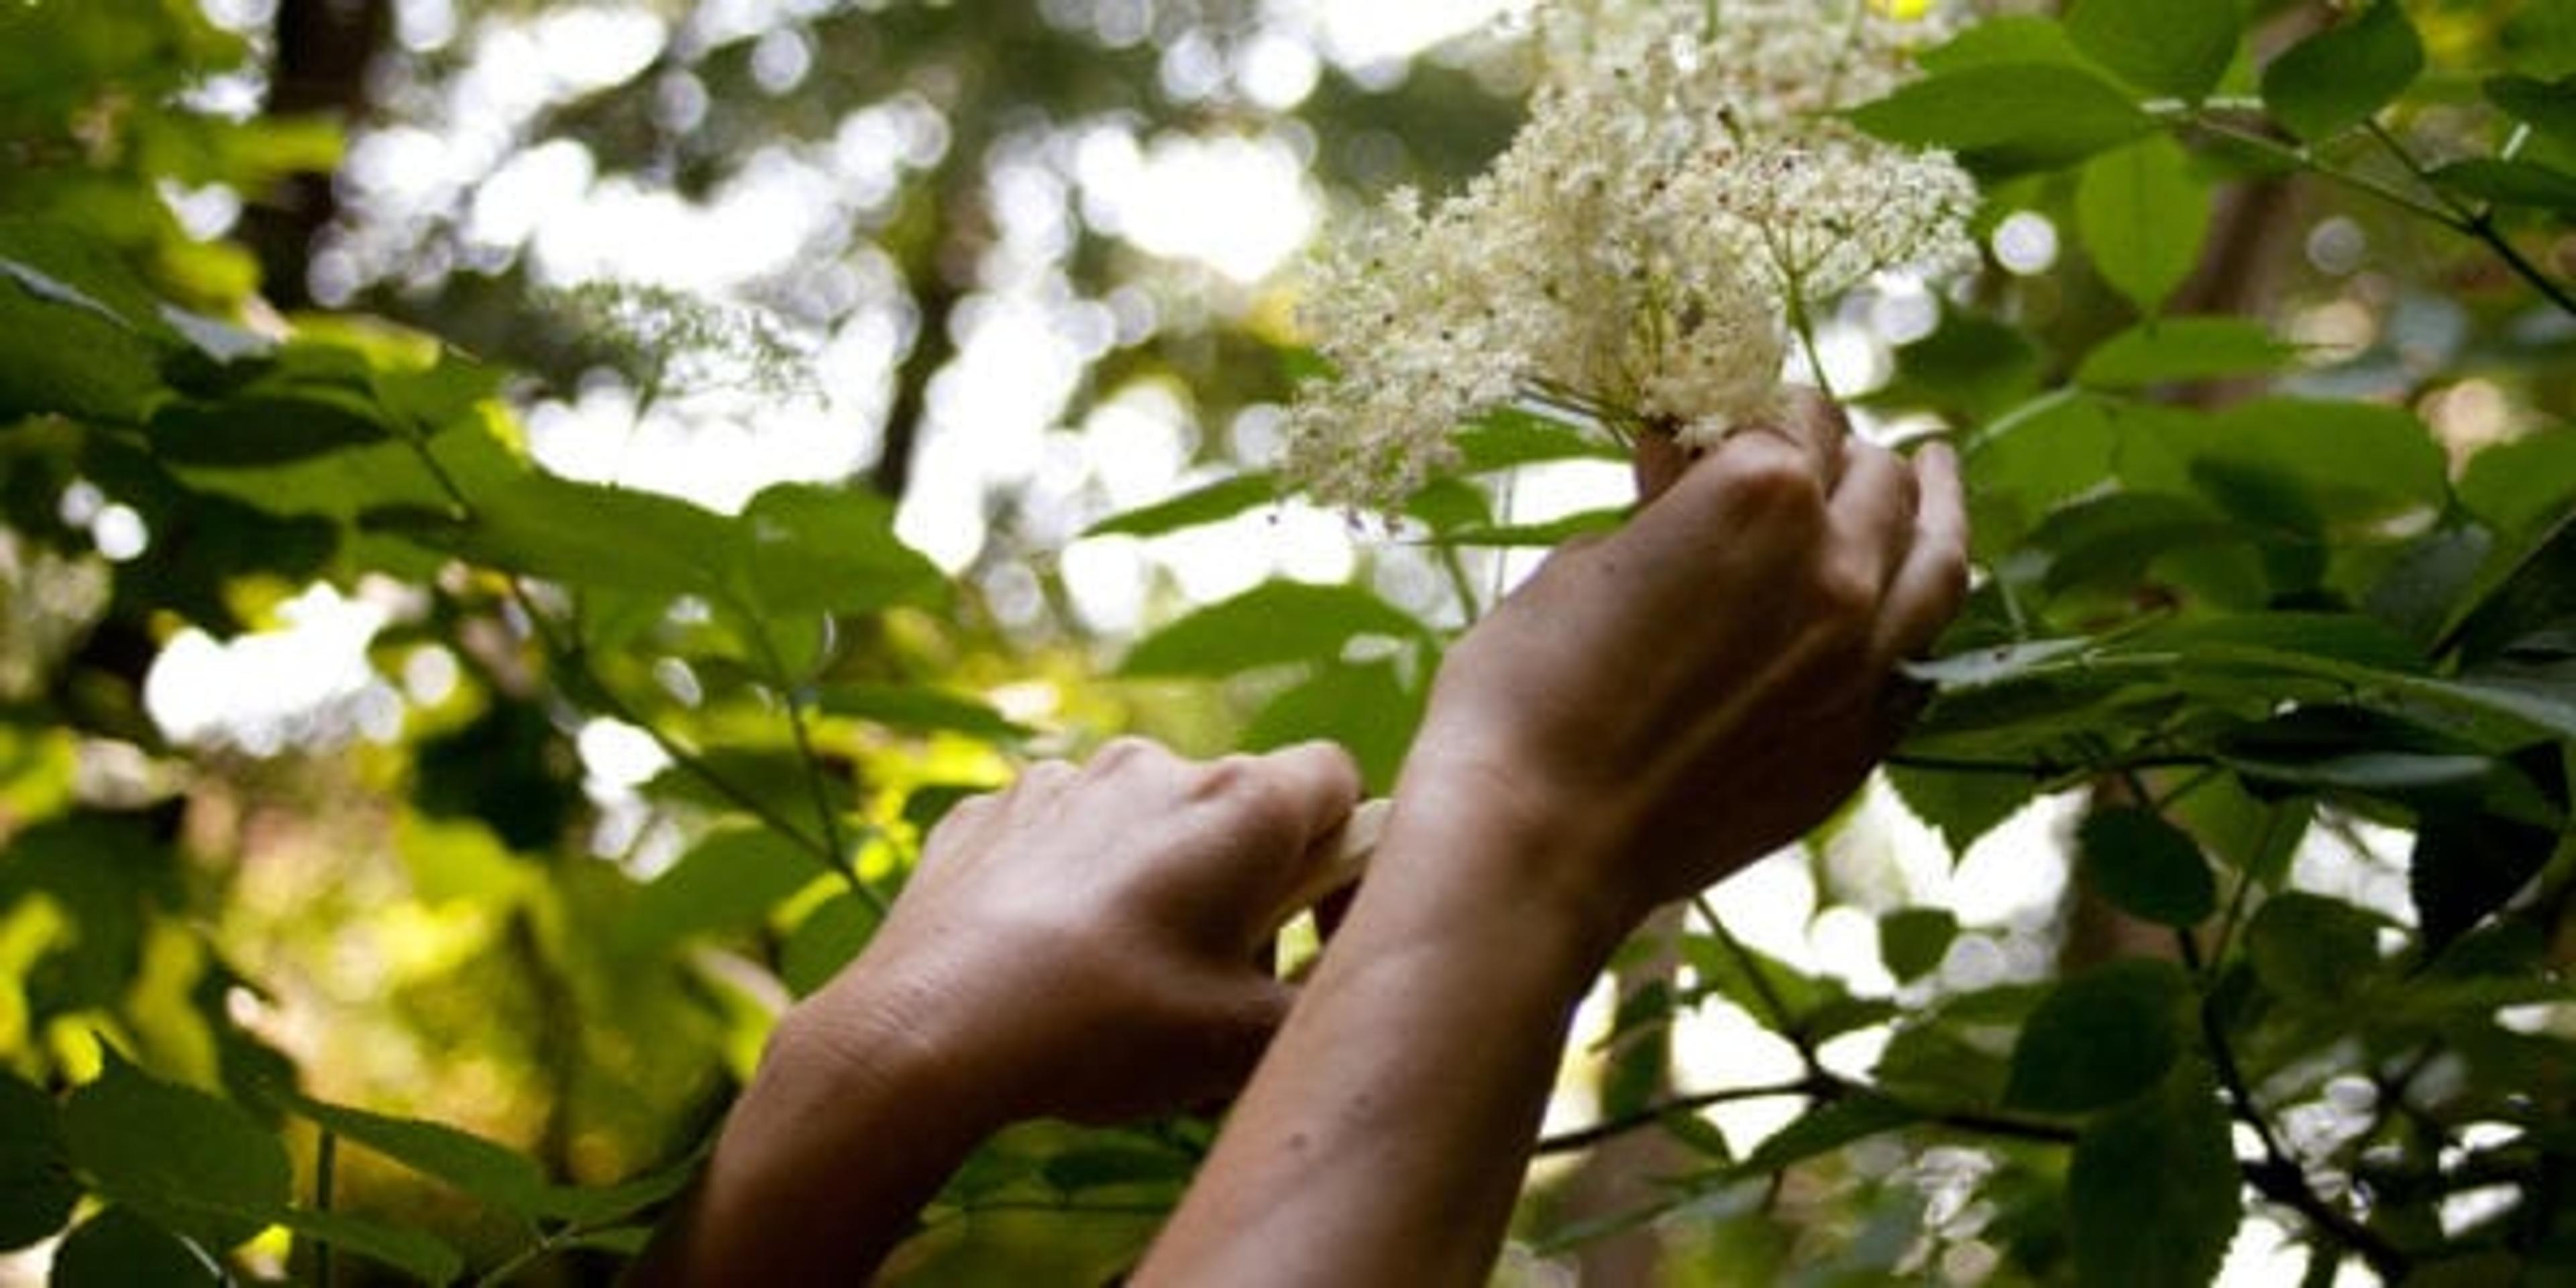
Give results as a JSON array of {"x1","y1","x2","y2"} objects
[
  {"x1": 1534, "y1": 1079, "x2": 1823, "y2": 1157},
  {"x1": 743, "y1": 613, "x2": 881, "y2": 916},
  {"x1": 2358, "y1": 117, "x2": 2576, "y2": 320},
  {"x1": 1693, "y1": 895, "x2": 1813, "y2": 1071},
  {"x1": 2178, "y1": 112, "x2": 2464, "y2": 228}
]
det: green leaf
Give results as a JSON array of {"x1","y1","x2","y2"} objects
[
  {"x1": 1737, "y1": 1095, "x2": 1922, "y2": 1174},
  {"x1": 739, "y1": 482, "x2": 947, "y2": 616},
  {"x1": 61, "y1": 1054, "x2": 292, "y2": 1246},
  {"x1": 1082, "y1": 474, "x2": 1279, "y2": 538},
  {"x1": 2077, "y1": 135, "x2": 2211, "y2": 315},
  {"x1": 1871, "y1": 311, "x2": 2043, "y2": 425},
  {"x1": 0, "y1": 222, "x2": 172, "y2": 425},
  {"x1": 620, "y1": 826, "x2": 823, "y2": 953},
  {"x1": 1041, "y1": 1144, "x2": 1191, "y2": 1193},
  {"x1": 2245, "y1": 892, "x2": 2383, "y2": 1007},
  {"x1": 1122, "y1": 581, "x2": 1426, "y2": 678},
  {"x1": 2005, "y1": 959, "x2": 2193, "y2": 1114},
  {"x1": 2078, "y1": 808, "x2": 2218, "y2": 928},
  {"x1": 272, "y1": 1208, "x2": 464, "y2": 1285},
  {"x1": 1426, "y1": 508, "x2": 1625, "y2": 548},
  {"x1": 0, "y1": 1074, "x2": 76, "y2": 1250},
  {"x1": 2486, "y1": 73, "x2": 2576, "y2": 151},
  {"x1": 2413, "y1": 808, "x2": 2562, "y2": 953},
  {"x1": 528, "y1": 1146, "x2": 706, "y2": 1225},
  {"x1": 2430, "y1": 158, "x2": 2576, "y2": 213},
  {"x1": 815, "y1": 683, "x2": 1030, "y2": 741},
  {"x1": 1887, "y1": 762, "x2": 2035, "y2": 855},
  {"x1": 1452, "y1": 408, "x2": 1623, "y2": 472},
  {"x1": 1244, "y1": 658, "x2": 1426, "y2": 795},
  {"x1": 1849, "y1": 64, "x2": 2156, "y2": 170},
  {"x1": 1878, "y1": 908, "x2": 1960, "y2": 983},
  {"x1": 50, "y1": 1209, "x2": 219, "y2": 1287},
  {"x1": 146, "y1": 386, "x2": 394, "y2": 467},
  {"x1": 276, "y1": 1087, "x2": 551, "y2": 1216},
  {"x1": 1917, "y1": 15, "x2": 2089, "y2": 76},
  {"x1": 2068, "y1": 1063, "x2": 2241, "y2": 1288},
  {"x1": 2078, "y1": 317, "x2": 2297, "y2": 388},
  {"x1": 370, "y1": 470, "x2": 735, "y2": 600},
  {"x1": 2458, "y1": 430, "x2": 2576, "y2": 540},
  {"x1": 2261, "y1": 1, "x2": 2424, "y2": 141},
  {"x1": 782, "y1": 892, "x2": 883, "y2": 997},
  {"x1": 2065, "y1": 0, "x2": 2239, "y2": 102}
]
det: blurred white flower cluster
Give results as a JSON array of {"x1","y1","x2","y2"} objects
[{"x1": 1285, "y1": 0, "x2": 1982, "y2": 513}]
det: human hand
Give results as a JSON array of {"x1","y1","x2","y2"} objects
[
  {"x1": 780, "y1": 737, "x2": 1362, "y2": 1126},
  {"x1": 1394, "y1": 392, "x2": 1968, "y2": 943}
]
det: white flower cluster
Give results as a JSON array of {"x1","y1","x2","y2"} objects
[{"x1": 1285, "y1": 0, "x2": 1982, "y2": 513}]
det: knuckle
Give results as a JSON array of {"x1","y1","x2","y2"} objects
[
  {"x1": 1720, "y1": 443, "x2": 1827, "y2": 517},
  {"x1": 1089, "y1": 736, "x2": 1162, "y2": 773}
]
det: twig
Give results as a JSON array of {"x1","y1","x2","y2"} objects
[
  {"x1": 1534, "y1": 1079, "x2": 1823, "y2": 1156},
  {"x1": 2359, "y1": 117, "x2": 2576, "y2": 320},
  {"x1": 1693, "y1": 895, "x2": 1815, "y2": 1071}
]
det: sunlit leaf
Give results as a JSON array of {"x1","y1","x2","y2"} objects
[
  {"x1": 1850, "y1": 64, "x2": 2154, "y2": 170},
  {"x1": 2064, "y1": 0, "x2": 2238, "y2": 102},
  {"x1": 2077, "y1": 317, "x2": 2296, "y2": 388},
  {"x1": 1122, "y1": 581, "x2": 1427, "y2": 678},
  {"x1": 816, "y1": 683, "x2": 1030, "y2": 741},
  {"x1": 620, "y1": 826, "x2": 823, "y2": 953},
  {"x1": 1082, "y1": 474, "x2": 1280, "y2": 539}
]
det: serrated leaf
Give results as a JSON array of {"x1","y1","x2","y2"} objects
[
  {"x1": 1879, "y1": 908, "x2": 1960, "y2": 982},
  {"x1": 2065, "y1": 0, "x2": 2239, "y2": 102},
  {"x1": 62, "y1": 1055, "x2": 292, "y2": 1246},
  {"x1": 2068, "y1": 1063, "x2": 2241, "y2": 1288},
  {"x1": 2245, "y1": 892, "x2": 2383, "y2": 1006},
  {"x1": 2261, "y1": 1, "x2": 2424, "y2": 141},
  {"x1": 1121, "y1": 581, "x2": 1426, "y2": 678},
  {"x1": 620, "y1": 826, "x2": 822, "y2": 953},
  {"x1": 1083, "y1": 474, "x2": 1279, "y2": 538},
  {"x1": 815, "y1": 684, "x2": 1030, "y2": 741},
  {"x1": 2078, "y1": 317, "x2": 2296, "y2": 388},
  {"x1": 2487, "y1": 73, "x2": 2576, "y2": 150},
  {"x1": 2078, "y1": 808, "x2": 2218, "y2": 927},
  {"x1": 2005, "y1": 959, "x2": 2193, "y2": 1114},
  {"x1": 1850, "y1": 64, "x2": 2155, "y2": 171},
  {"x1": 2078, "y1": 135, "x2": 2211, "y2": 315},
  {"x1": 0, "y1": 1074, "x2": 76, "y2": 1250}
]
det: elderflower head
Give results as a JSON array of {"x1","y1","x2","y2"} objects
[{"x1": 1284, "y1": 0, "x2": 1980, "y2": 514}]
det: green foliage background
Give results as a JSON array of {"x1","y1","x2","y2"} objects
[{"x1": 1, "y1": 0, "x2": 2573, "y2": 1284}]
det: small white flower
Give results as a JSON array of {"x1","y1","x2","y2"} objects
[{"x1": 1287, "y1": 0, "x2": 1981, "y2": 511}]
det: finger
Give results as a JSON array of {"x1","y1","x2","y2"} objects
[
  {"x1": 1268, "y1": 797, "x2": 1389, "y2": 932},
  {"x1": 1823, "y1": 437, "x2": 1918, "y2": 596},
  {"x1": 1874, "y1": 442, "x2": 1972, "y2": 661},
  {"x1": 1633, "y1": 433, "x2": 1691, "y2": 504},
  {"x1": 1738, "y1": 384, "x2": 1847, "y2": 490},
  {"x1": 1248, "y1": 740, "x2": 1365, "y2": 851}
]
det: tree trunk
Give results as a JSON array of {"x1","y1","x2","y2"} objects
[{"x1": 243, "y1": 0, "x2": 390, "y2": 309}]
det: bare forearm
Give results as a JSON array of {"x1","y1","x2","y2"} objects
[
  {"x1": 632, "y1": 996, "x2": 1007, "y2": 1284},
  {"x1": 1136, "y1": 783, "x2": 1623, "y2": 1285}
]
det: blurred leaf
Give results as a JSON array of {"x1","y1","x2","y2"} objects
[
  {"x1": 2487, "y1": 73, "x2": 2576, "y2": 150},
  {"x1": 2245, "y1": 892, "x2": 2383, "y2": 1007},
  {"x1": 49, "y1": 1208, "x2": 217, "y2": 1288},
  {"x1": 2064, "y1": 0, "x2": 2238, "y2": 102},
  {"x1": 2078, "y1": 808, "x2": 2218, "y2": 928},
  {"x1": 2261, "y1": 1, "x2": 2424, "y2": 141},
  {"x1": 146, "y1": 386, "x2": 392, "y2": 467},
  {"x1": 1452, "y1": 408, "x2": 1623, "y2": 472},
  {"x1": 816, "y1": 684, "x2": 1030, "y2": 741},
  {"x1": 1849, "y1": 64, "x2": 2155, "y2": 170},
  {"x1": 2068, "y1": 1063, "x2": 2240, "y2": 1288},
  {"x1": 277, "y1": 1088, "x2": 549, "y2": 1217},
  {"x1": 2077, "y1": 317, "x2": 2296, "y2": 388},
  {"x1": 782, "y1": 892, "x2": 882, "y2": 998},
  {"x1": 2005, "y1": 959, "x2": 2192, "y2": 1114},
  {"x1": 1244, "y1": 658, "x2": 1425, "y2": 794},
  {"x1": 2458, "y1": 431, "x2": 2576, "y2": 541},
  {"x1": 1874, "y1": 311, "x2": 2044, "y2": 425},
  {"x1": 0, "y1": 1074, "x2": 76, "y2": 1250},
  {"x1": 739, "y1": 482, "x2": 947, "y2": 616},
  {"x1": 2413, "y1": 808, "x2": 2561, "y2": 953},
  {"x1": 1737, "y1": 1095, "x2": 1921, "y2": 1174},
  {"x1": 620, "y1": 826, "x2": 822, "y2": 953},
  {"x1": 1082, "y1": 474, "x2": 1279, "y2": 538},
  {"x1": 0, "y1": 221, "x2": 172, "y2": 424},
  {"x1": 1122, "y1": 581, "x2": 1426, "y2": 678},
  {"x1": 1427, "y1": 508, "x2": 1625, "y2": 548},
  {"x1": 1878, "y1": 908, "x2": 1959, "y2": 983},
  {"x1": 1918, "y1": 15, "x2": 2088, "y2": 76},
  {"x1": 272, "y1": 1208, "x2": 464, "y2": 1285},
  {"x1": 370, "y1": 470, "x2": 734, "y2": 600},
  {"x1": 2430, "y1": 158, "x2": 2576, "y2": 214},
  {"x1": 2078, "y1": 135, "x2": 2210, "y2": 315},
  {"x1": 62, "y1": 1053, "x2": 292, "y2": 1246}
]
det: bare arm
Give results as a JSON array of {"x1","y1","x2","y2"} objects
[{"x1": 1138, "y1": 402, "x2": 1970, "y2": 1285}]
